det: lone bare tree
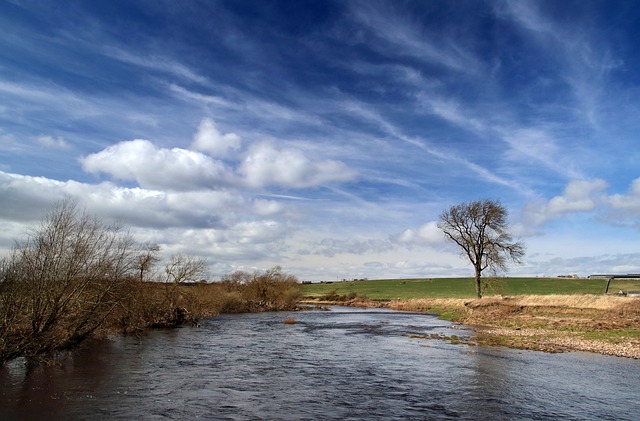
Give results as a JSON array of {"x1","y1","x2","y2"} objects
[{"x1": 438, "y1": 199, "x2": 525, "y2": 298}]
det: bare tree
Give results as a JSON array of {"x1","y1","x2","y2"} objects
[
  {"x1": 135, "y1": 242, "x2": 160, "y2": 283},
  {"x1": 162, "y1": 254, "x2": 208, "y2": 321},
  {"x1": 115, "y1": 242, "x2": 161, "y2": 332},
  {"x1": 0, "y1": 197, "x2": 139, "y2": 362},
  {"x1": 243, "y1": 266, "x2": 301, "y2": 311},
  {"x1": 164, "y1": 254, "x2": 208, "y2": 284},
  {"x1": 438, "y1": 199, "x2": 525, "y2": 298}
]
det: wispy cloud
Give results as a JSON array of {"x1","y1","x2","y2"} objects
[
  {"x1": 347, "y1": 0, "x2": 481, "y2": 73},
  {"x1": 336, "y1": 98, "x2": 524, "y2": 192},
  {"x1": 104, "y1": 47, "x2": 209, "y2": 85},
  {"x1": 36, "y1": 135, "x2": 70, "y2": 149},
  {"x1": 498, "y1": 127, "x2": 584, "y2": 180},
  {"x1": 417, "y1": 93, "x2": 585, "y2": 183},
  {"x1": 497, "y1": 0, "x2": 623, "y2": 128},
  {"x1": 168, "y1": 84, "x2": 232, "y2": 107},
  {"x1": 0, "y1": 80, "x2": 98, "y2": 117}
]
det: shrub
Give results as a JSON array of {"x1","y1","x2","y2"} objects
[
  {"x1": 319, "y1": 290, "x2": 363, "y2": 302},
  {"x1": 221, "y1": 266, "x2": 301, "y2": 312},
  {"x1": 0, "y1": 198, "x2": 140, "y2": 362}
]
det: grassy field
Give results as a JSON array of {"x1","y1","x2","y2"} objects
[{"x1": 301, "y1": 277, "x2": 640, "y2": 300}]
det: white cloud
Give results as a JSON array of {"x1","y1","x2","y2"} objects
[
  {"x1": 239, "y1": 142, "x2": 357, "y2": 188},
  {"x1": 190, "y1": 118, "x2": 241, "y2": 157},
  {"x1": 252, "y1": 199, "x2": 285, "y2": 216},
  {"x1": 548, "y1": 180, "x2": 607, "y2": 213},
  {"x1": 232, "y1": 220, "x2": 287, "y2": 245},
  {"x1": 521, "y1": 252, "x2": 640, "y2": 279},
  {"x1": 0, "y1": 171, "x2": 68, "y2": 221},
  {"x1": 301, "y1": 237, "x2": 394, "y2": 258},
  {"x1": 37, "y1": 135, "x2": 70, "y2": 149},
  {"x1": 523, "y1": 179, "x2": 608, "y2": 226},
  {"x1": 0, "y1": 170, "x2": 246, "y2": 229},
  {"x1": 393, "y1": 221, "x2": 445, "y2": 246},
  {"x1": 166, "y1": 219, "x2": 292, "y2": 263},
  {"x1": 80, "y1": 139, "x2": 233, "y2": 190},
  {"x1": 607, "y1": 177, "x2": 640, "y2": 215},
  {"x1": 0, "y1": 168, "x2": 296, "y2": 269}
]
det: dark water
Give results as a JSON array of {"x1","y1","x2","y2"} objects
[{"x1": 1, "y1": 307, "x2": 639, "y2": 420}]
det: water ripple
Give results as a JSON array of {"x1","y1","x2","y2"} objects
[{"x1": 1, "y1": 307, "x2": 639, "y2": 420}]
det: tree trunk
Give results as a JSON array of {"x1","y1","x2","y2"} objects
[{"x1": 474, "y1": 267, "x2": 482, "y2": 298}]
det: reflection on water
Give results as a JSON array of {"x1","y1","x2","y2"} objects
[{"x1": 1, "y1": 307, "x2": 639, "y2": 420}]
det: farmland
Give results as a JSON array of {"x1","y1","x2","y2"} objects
[{"x1": 301, "y1": 277, "x2": 640, "y2": 300}]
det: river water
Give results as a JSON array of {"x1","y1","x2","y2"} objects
[{"x1": 1, "y1": 307, "x2": 639, "y2": 420}]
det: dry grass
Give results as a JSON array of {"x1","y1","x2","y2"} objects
[
  {"x1": 390, "y1": 298, "x2": 470, "y2": 308},
  {"x1": 499, "y1": 294, "x2": 630, "y2": 310},
  {"x1": 366, "y1": 295, "x2": 640, "y2": 358}
]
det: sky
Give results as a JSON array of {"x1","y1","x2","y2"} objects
[{"x1": 1, "y1": 0, "x2": 640, "y2": 281}]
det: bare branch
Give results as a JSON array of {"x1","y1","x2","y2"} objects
[{"x1": 438, "y1": 199, "x2": 526, "y2": 298}]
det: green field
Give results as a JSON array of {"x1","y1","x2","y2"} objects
[{"x1": 301, "y1": 277, "x2": 640, "y2": 300}]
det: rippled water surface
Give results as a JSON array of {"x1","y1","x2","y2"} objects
[{"x1": 1, "y1": 307, "x2": 639, "y2": 420}]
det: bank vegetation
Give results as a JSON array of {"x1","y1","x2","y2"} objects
[{"x1": 0, "y1": 198, "x2": 300, "y2": 364}]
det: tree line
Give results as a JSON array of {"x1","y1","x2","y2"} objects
[{"x1": 0, "y1": 198, "x2": 300, "y2": 363}]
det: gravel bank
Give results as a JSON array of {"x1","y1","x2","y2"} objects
[
  {"x1": 476, "y1": 326, "x2": 640, "y2": 359},
  {"x1": 390, "y1": 295, "x2": 640, "y2": 359}
]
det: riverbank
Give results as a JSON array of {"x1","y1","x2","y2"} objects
[{"x1": 302, "y1": 295, "x2": 640, "y2": 358}]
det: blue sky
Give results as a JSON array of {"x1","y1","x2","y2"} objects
[{"x1": 1, "y1": 0, "x2": 640, "y2": 280}]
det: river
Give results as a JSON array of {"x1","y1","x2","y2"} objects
[{"x1": 1, "y1": 306, "x2": 639, "y2": 420}]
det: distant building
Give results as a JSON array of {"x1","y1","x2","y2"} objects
[{"x1": 588, "y1": 274, "x2": 640, "y2": 280}]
